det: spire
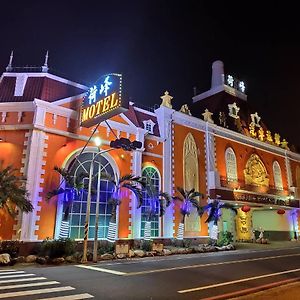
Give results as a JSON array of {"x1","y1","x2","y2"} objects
[
  {"x1": 6, "y1": 50, "x2": 14, "y2": 72},
  {"x1": 42, "y1": 50, "x2": 49, "y2": 72}
]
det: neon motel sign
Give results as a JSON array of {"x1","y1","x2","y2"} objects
[{"x1": 80, "y1": 73, "x2": 128, "y2": 127}]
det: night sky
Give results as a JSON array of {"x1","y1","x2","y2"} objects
[{"x1": 1, "y1": 1, "x2": 299, "y2": 147}]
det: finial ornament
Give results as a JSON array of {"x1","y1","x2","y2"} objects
[
  {"x1": 42, "y1": 50, "x2": 49, "y2": 72},
  {"x1": 6, "y1": 50, "x2": 14, "y2": 72},
  {"x1": 160, "y1": 91, "x2": 173, "y2": 108}
]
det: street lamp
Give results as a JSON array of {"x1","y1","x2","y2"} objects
[
  {"x1": 81, "y1": 136, "x2": 143, "y2": 263},
  {"x1": 81, "y1": 137, "x2": 102, "y2": 263},
  {"x1": 93, "y1": 136, "x2": 102, "y2": 263}
]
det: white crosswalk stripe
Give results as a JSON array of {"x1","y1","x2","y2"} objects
[
  {"x1": 0, "y1": 271, "x2": 25, "y2": 276},
  {"x1": 0, "y1": 277, "x2": 47, "y2": 284},
  {"x1": 38, "y1": 294, "x2": 94, "y2": 300},
  {"x1": 0, "y1": 280, "x2": 59, "y2": 290},
  {"x1": 0, "y1": 269, "x2": 94, "y2": 299}
]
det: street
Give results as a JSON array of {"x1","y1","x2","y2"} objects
[{"x1": 1, "y1": 246, "x2": 300, "y2": 299}]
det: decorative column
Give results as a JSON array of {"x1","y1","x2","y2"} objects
[
  {"x1": 155, "y1": 91, "x2": 175, "y2": 238},
  {"x1": 20, "y1": 130, "x2": 48, "y2": 240},
  {"x1": 284, "y1": 151, "x2": 293, "y2": 192},
  {"x1": 20, "y1": 103, "x2": 48, "y2": 241},
  {"x1": 204, "y1": 122, "x2": 220, "y2": 238},
  {"x1": 205, "y1": 122, "x2": 219, "y2": 193},
  {"x1": 130, "y1": 128, "x2": 146, "y2": 239}
]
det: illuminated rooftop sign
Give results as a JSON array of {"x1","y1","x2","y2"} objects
[
  {"x1": 226, "y1": 74, "x2": 246, "y2": 93},
  {"x1": 80, "y1": 73, "x2": 128, "y2": 127}
]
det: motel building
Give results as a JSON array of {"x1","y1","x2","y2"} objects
[{"x1": 0, "y1": 55, "x2": 300, "y2": 243}]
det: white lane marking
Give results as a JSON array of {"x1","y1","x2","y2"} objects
[
  {"x1": 125, "y1": 252, "x2": 300, "y2": 276},
  {"x1": 37, "y1": 293, "x2": 94, "y2": 300},
  {"x1": 0, "y1": 273, "x2": 35, "y2": 279},
  {"x1": 177, "y1": 267, "x2": 300, "y2": 293},
  {"x1": 0, "y1": 281, "x2": 59, "y2": 290},
  {"x1": 0, "y1": 269, "x2": 15, "y2": 272},
  {"x1": 76, "y1": 265, "x2": 126, "y2": 275},
  {"x1": 0, "y1": 286, "x2": 75, "y2": 298},
  {"x1": 0, "y1": 271, "x2": 25, "y2": 276},
  {"x1": 0, "y1": 277, "x2": 47, "y2": 284}
]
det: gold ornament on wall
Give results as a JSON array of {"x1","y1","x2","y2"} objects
[
  {"x1": 258, "y1": 127, "x2": 265, "y2": 141},
  {"x1": 249, "y1": 122, "x2": 257, "y2": 138},
  {"x1": 236, "y1": 209, "x2": 252, "y2": 240},
  {"x1": 244, "y1": 154, "x2": 269, "y2": 187},
  {"x1": 280, "y1": 139, "x2": 289, "y2": 150},
  {"x1": 266, "y1": 130, "x2": 273, "y2": 143},
  {"x1": 274, "y1": 133, "x2": 281, "y2": 146}
]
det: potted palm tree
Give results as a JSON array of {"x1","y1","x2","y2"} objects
[
  {"x1": 0, "y1": 164, "x2": 33, "y2": 216},
  {"x1": 173, "y1": 187, "x2": 203, "y2": 240},
  {"x1": 142, "y1": 180, "x2": 172, "y2": 241},
  {"x1": 47, "y1": 166, "x2": 88, "y2": 238},
  {"x1": 199, "y1": 197, "x2": 237, "y2": 245},
  {"x1": 101, "y1": 173, "x2": 144, "y2": 242}
]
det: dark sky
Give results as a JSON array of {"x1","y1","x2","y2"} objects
[{"x1": 0, "y1": 1, "x2": 299, "y2": 147}]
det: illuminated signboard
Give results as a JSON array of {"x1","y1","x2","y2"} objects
[{"x1": 80, "y1": 73, "x2": 128, "y2": 128}]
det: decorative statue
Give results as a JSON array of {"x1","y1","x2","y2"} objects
[
  {"x1": 202, "y1": 109, "x2": 214, "y2": 124},
  {"x1": 180, "y1": 104, "x2": 192, "y2": 115},
  {"x1": 219, "y1": 112, "x2": 227, "y2": 127}
]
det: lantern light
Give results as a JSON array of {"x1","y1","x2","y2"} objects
[{"x1": 241, "y1": 205, "x2": 251, "y2": 213}]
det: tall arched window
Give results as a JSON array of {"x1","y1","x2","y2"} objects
[
  {"x1": 273, "y1": 161, "x2": 283, "y2": 190},
  {"x1": 141, "y1": 166, "x2": 160, "y2": 237},
  {"x1": 57, "y1": 151, "x2": 117, "y2": 240},
  {"x1": 225, "y1": 147, "x2": 238, "y2": 182}
]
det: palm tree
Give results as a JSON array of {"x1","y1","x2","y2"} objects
[
  {"x1": 101, "y1": 173, "x2": 144, "y2": 242},
  {"x1": 47, "y1": 166, "x2": 88, "y2": 238},
  {"x1": 142, "y1": 180, "x2": 172, "y2": 240},
  {"x1": 199, "y1": 198, "x2": 237, "y2": 244},
  {"x1": 0, "y1": 164, "x2": 33, "y2": 217},
  {"x1": 173, "y1": 187, "x2": 203, "y2": 240}
]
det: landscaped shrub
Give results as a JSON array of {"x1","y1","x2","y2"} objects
[
  {"x1": 140, "y1": 240, "x2": 153, "y2": 252},
  {"x1": 98, "y1": 242, "x2": 115, "y2": 255},
  {"x1": 0, "y1": 241, "x2": 22, "y2": 258},
  {"x1": 183, "y1": 239, "x2": 192, "y2": 248},
  {"x1": 217, "y1": 231, "x2": 233, "y2": 247},
  {"x1": 39, "y1": 238, "x2": 76, "y2": 258}
]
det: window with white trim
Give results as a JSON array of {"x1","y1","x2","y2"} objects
[
  {"x1": 141, "y1": 167, "x2": 160, "y2": 237},
  {"x1": 225, "y1": 147, "x2": 238, "y2": 182},
  {"x1": 64, "y1": 152, "x2": 115, "y2": 239},
  {"x1": 143, "y1": 119, "x2": 155, "y2": 134},
  {"x1": 273, "y1": 161, "x2": 283, "y2": 190}
]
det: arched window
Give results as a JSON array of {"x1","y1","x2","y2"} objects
[
  {"x1": 273, "y1": 161, "x2": 283, "y2": 190},
  {"x1": 225, "y1": 147, "x2": 238, "y2": 182},
  {"x1": 141, "y1": 166, "x2": 160, "y2": 237},
  {"x1": 58, "y1": 151, "x2": 117, "y2": 240}
]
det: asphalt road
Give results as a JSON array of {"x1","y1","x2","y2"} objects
[{"x1": 1, "y1": 246, "x2": 300, "y2": 299}]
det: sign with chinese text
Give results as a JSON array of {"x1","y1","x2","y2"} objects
[{"x1": 80, "y1": 73, "x2": 128, "y2": 127}]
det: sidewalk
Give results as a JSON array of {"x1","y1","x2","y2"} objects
[
  {"x1": 229, "y1": 281, "x2": 300, "y2": 300},
  {"x1": 234, "y1": 240, "x2": 300, "y2": 250},
  {"x1": 228, "y1": 240, "x2": 300, "y2": 299}
]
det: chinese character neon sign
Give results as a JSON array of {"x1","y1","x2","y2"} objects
[
  {"x1": 80, "y1": 73, "x2": 128, "y2": 128},
  {"x1": 226, "y1": 74, "x2": 246, "y2": 93}
]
